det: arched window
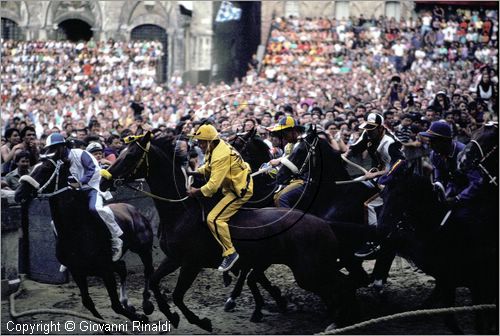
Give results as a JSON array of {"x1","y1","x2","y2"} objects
[
  {"x1": 335, "y1": 1, "x2": 350, "y2": 20},
  {"x1": 385, "y1": 1, "x2": 401, "y2": 20},
  {"x1": 131, "y1": 25, "x2": 168, "y2": 82},
  {"x1": 1, "y1": 18, "x2": 23, "y2": 40}
]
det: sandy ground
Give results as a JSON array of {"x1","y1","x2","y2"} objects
[{"x1": 3, "y1": 257, "x2": 488, "y2": 335}]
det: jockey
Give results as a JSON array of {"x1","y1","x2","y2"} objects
[
  {"x1": 44, "y1": 133, "x2": 123, "y2": 262},
  {"x1": 187, "y1": 124, "x2": 253, "y2": 272},
  {"x1": 345, "y1": 112, "x2": 405, "y2": 259},
  {"x1": 419, "y1": 121, "x2": 483, "y2": 229},
  {"x1": 267, "y1": 116, "x2": 305, "y2": 207}
]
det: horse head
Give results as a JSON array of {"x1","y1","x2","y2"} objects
[
  {"x1": 100, "y1": 131, "x2": 187, "y2": 199},
  {"x1": 228, "y1": 129, "x2": 271, "y2": 172},
  {"x1": 15, "y1": 157, "x2": 69, "y2": 204},
  {"x1": 100, "y1": 132, "x2": 155, "y2": 192},
  {"x1": 276, "y1": 125, "x2": 348, "y2": 185},
  {"x1": 459, "y1": 122, "x2": 499, "y2": 188},
  {"x1": 378, "y1": 160, "x2": 442, "y2": 236}
]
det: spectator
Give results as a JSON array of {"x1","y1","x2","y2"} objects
[
  {"x1": 4, "y1": 151, "x2": 32, "y2": 190},
  {"x1": 17, "y1": 126, "x2": 39, "y2": 168},
  {"x1": 104, "y1": 134, "x2": 123, "y2": 163},
  {"x1": 1, "y1": 128, "x2": 23, "y2": 175}
]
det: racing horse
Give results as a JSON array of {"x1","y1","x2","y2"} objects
[
  {"x1": 15, "y1": 157, "x2": 155, "y2": 323},
  {"x1": 275, "y1": 127, "x2": 378, "y2": 287},
  {"x1": 377, "y1": 155, "x2": 498, "y2": 334},
  {"x1": 100, "y1": 132, "x2": 357, "y2": 331},
  {"x1": 223, "y1": 129, "x2": 281, "y2": 312},
  {"x1": 228, "y1": 128, "x2": 276, "y2": 208}
]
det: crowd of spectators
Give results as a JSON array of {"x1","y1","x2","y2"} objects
[{"x1": 1, "y1": 6, "x2": 498, "y2": 183}]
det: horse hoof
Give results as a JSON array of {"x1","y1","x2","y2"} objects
[
  {"x1": 199, "y1": 317, "x2": 212, "y2": 332},
  {"x1": 143, "y1": 301, "x2": 155, "y2": 315},
  {"x1": 126, "y1": 305, "x2": 136, "y2": 314},
  {"x1": 277, "y1": 298, "x2": 288, "y2": 313},
  {"x1": 138, "y1": 314, "x2": 149, "y2": 324},
  {"x1": 224, "y1": 298, "x2": 236, "y2": 312},
  {"x1": 370, "y1": 279, "x2": 384, "y2": 293},
  {"x1": 250, "y1": 310, "x2": 263, "y2": 323},
  {"x1": 223, "y1": 272, "x2": 232, "y2": 287},
  {"x1": 169, "y1": 312, "x2": 180, "y2": 329},
  {"x1": 325, "y1": 322, "x2": 337, "y2": 332}
]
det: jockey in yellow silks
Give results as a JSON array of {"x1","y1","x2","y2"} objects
[{"x1": 188, "y1": 124, "x2": 253, "y2": 272}]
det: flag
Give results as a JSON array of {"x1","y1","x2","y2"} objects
[
  {"x1": 178, "y1": 1, "x2": 193, "y2": 16},
  {"x1": 215, "y1": 1, "x2": 242, "y2": 22}
]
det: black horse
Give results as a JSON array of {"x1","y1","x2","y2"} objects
[
  {"x1": 275, "y1": 127, "x2": 378, "y2": 286},
  {"x1": 223, "y1": 130, "x2": 281, "y2": 311},
  {"x1": 228, "y1": 129, "x2": 277, "y2": 208},
  {"x1": 377, "y1": 152, "x2": 498, "y2": 333},
  {"x1": 100, "y1": 132, "x2": 356, "y2": 331},
  {"x1": 15, "y1": 158, "x2": 155, "y2": 323}
]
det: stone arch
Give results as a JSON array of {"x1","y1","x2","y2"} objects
[
  {"x1": 119, "y1": 1, "x2": 179, "y2": 32},
  {"x1": 129, "y1": 14, "x2": 169, "y2": 32},
  {"x1": 373, "y1": 2, "x2": 386, "y2": 17},
  {"x1": 0, "y1": 1, "x2": 29, "y2": 26},
  {"x1": 350, "y1": 1, "x2": 362, "y2": 17},
  {"x1": 44, "y1": 0, "x2": 102, "y2": 30}
]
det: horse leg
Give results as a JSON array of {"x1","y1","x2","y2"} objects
[
  {"x1": 342, "y1": 252, "x2": 370, "y2": 288},
  {"x1": 371, "y1": 247, "x2": 396, "y2": 292},
  {"x1": 421, "y1": 282, "x2": 443, "y2": 308},
  {"x1": 224, "y1": 268, "x2": 250, "y2": 312},
  {"x1": 247, "y1": 269, "x2": 265, "y2": 322},
  {"x1": 102, "y1": 271, "x2": 148, "y2": 323},
  {"x1": 441, "y1": 285, "x2": 463, "y2": 334},
  {"x1": 112, "y1": 260, "x2": 136, "y2": 313},
  {"x1": 149, "y1": 257, "x2": 180, "y2": 328},
  {"x1": 137, "y1": 247, "x2": 155, "y2": 315},
  {"x1": 72, "y1": 272, "x2": 105, "y2": 320},
  {"x1": 330, "y1": 272, "x2": 359, "y2": 328},
  {"x1": 171, "y1": 266, "x2": 212, "y2": 332},
  {"x1": 254, "y1": 271, "x2": 287, "y2": 313}
]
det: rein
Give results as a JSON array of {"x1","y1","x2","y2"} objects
[{"x1": 102, "y1": 139, "x2": 192, "y2": 203}]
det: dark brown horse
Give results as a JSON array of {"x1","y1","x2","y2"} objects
[
  {"x1": 15, "y1": 157, "x2": 155, "y2": 323},
  {"x1": 100, "y1": 132, "x2": 356, "y2": 331},
  {"x1": 377, "y1": 153, "x2": 498, "y2": 333}
]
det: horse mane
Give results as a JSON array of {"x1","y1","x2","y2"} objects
[
  {"x1": 310, "y1": 134, "x2": 351, "y2": 182},
  {"x1": 249, "y1": 135, "x2": 272, "y2": 158},
  {"x1": 473, "y1": 123, "x2": 498, "y2": 147}
]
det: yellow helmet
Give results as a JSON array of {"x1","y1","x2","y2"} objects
[
  {"x1": 269, "y1": 116, "x2": 303, "y2": 132},
  {"x1": 190, "y1": 124, "x2": 219, "y2": 141}
]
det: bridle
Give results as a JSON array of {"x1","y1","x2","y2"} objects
[
  {"x1": 101, "y1": 136, "x2": 192, "y2": 202},
  {"x1": 282, "y1": 134, "x2": 318, "y2": 181},
  {"x1": 470, "y1": 139, "x2": 498, "y2": 187},
  {"x1": 19, "y1": 159, "x2": 74, "y2": 198},
  {"x1": 228, "y1": 132, "x2": 250, "y2": 155}
]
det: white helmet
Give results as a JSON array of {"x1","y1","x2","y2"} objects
[{"x1": 86, "y1": 142, "x2": 103, "y2": 153}]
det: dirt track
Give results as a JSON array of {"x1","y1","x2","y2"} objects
[{"x1": 3, "y1": 258, "x2": 485, "y2": 335}]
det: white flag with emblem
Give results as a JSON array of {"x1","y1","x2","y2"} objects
[{"x1": 215, "y1": 1, "x2": 242, "y2": 22}]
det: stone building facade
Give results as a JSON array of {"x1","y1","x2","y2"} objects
[{"x1": 1, "y1": 1, "x2": 414, "y2": 83}]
